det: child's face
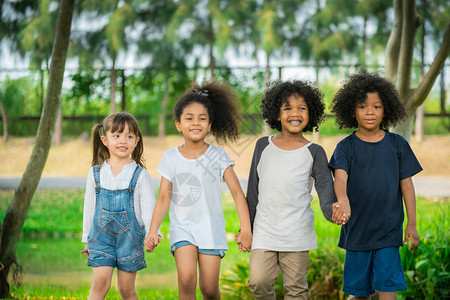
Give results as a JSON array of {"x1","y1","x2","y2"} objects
[
  {"x1": 355, "y1": 92, "x2": 384, "y2": 132},
  {"x1": 278, "y1": 93, "x2": 309, "y2": 135},
  {"x1": 101, "y1": 123, "x2": 139, "y2": 161},
  {"x1": 175, "y1": 102, "x2": 211, "y2": 143}
]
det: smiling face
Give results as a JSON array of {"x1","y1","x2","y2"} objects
[
  {"x1": 278, "y1": 93, "x2": 309, "y2": 135},
  {"x1": 355, "y1": 92, "x2": 385, "y2": 132},
  {"x1": 175, "y1": 101, "x2": 212, "y2": 143},
  {"x1": 101, "y1": 123, "x2": 139, "y2": 162}
]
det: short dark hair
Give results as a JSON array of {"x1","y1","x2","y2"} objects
[
  {"x1": 260, "y1": 80, "x2": 325, "y2": 132},
  {"x1": 331, "y1": 72, "x2": 407, "y2": 129}
]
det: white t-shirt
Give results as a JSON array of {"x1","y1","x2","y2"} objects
[
  {"x1": 82, "y1": 161, "x2": 157, "y2": 243},
  {"x1": 157, "y1": 144, "x2": 234, "y2": 250}
]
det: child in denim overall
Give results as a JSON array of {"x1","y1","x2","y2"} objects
[
  {"x1": 329, "y1": 72, "x2": 422, "y2": 299},
  {"x1": 81, "y1": 112, "x2": 157, "y2": 299},
  {"x1": 144, "y1": 81, "x2": 252, "y2": 299}
]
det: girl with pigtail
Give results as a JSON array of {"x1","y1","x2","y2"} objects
[
  {"x1": 81, "y1": 112, "x2": 157, "y2": 299},
  {"x1": 145, "y1": 81, "x2": 252, "y2": 299}
]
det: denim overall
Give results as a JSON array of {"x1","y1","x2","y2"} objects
[{"x1": 87, "y1": 165, "x2": 146, "y2": 271}]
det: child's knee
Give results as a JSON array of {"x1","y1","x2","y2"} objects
[
  {"x1": 248, "y1": 272, "x2": 276, "y2": 293},
  {"x1": 199, "y1": 281, "x2": 219, "y2": 298},
  {"x1": 178, "y1": 272, "x2": 197, "y2": 290},
  {"x1": 117, "y1": 284, "x2": 137, "y2": 299}
]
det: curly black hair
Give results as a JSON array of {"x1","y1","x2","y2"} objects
[
  {"x1": 260, "y1": 80, "x2": 325, "y2": 132},
  {"x1": 331, "y1": 72, "x2": 407, "y2": 129},
  {"x1": 174, "y1": 80, "x2": 241, "y2": 144}
]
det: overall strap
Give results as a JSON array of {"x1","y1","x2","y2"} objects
[
  {"x1": 127, "y1": 166, "x2": 143, "y2": 193},
  {"x1": 93, "y1": 164, "x2": 101, "y2": 190}
]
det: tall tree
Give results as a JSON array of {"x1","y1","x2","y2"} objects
[
  {"x1": 385, "y1": 0, "x2": 449, "y2": 140},
  {"x1": 0, "y1": 0, "x2": 74, "y2": 297},
  {"x1": 135, "y1": 0, "x2": 190, "y2": 137},
  {"x1": 0, "y1": 77, "x2": 26, "y2": 143},
  {"x1": 79, "y1": 0, "x2": 136, "y2": 113},
  {"x1": 18, "y1": 0, "x2": 64, "y2": 143}
]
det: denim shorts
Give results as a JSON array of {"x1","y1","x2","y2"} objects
[
  {"x1": 343, "y1": 247, "x2": 407, "y2": 297},
  {"x1": 171, "y1": 240, "x2": 225, "y2": 258}
]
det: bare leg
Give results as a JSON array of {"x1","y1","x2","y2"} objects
[
  {"x1": 198, "y1": 253, "x2": 221, "y2": 300},
  {"x1": 117, "y1": 270, "x2": 138, "y2": 300},
  {"x1": 174, "y1": 244, "x2": 198, "y2": 300},
  {"x1": 378, "y1": 291, "x2": 396, "y2": 300},
  {"x1": 88, "y1": 266, "x2": 114, "y2": 300}
]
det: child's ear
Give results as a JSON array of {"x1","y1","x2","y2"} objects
[
  {"x1": 100, "y1": 135, "x2": 108, "y2": 147},
  {"x1": 175, "y1": 120, "x2": 182, "y2": 132}
]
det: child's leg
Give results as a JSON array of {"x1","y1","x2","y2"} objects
[
  {"x1": 117, "y1": 270, "x2": 138, "y2": 300},
  {"x1": 278, "y1": 251, "x2": 309, "y2": 300},
  {"x1": 174, "y1": 244, "x2": 199, "y2": 300},
  {"x1": 88, "y1": 266, "x2": 113, "y2": 300},
  {"x1": 198, "y1": 253, "x2": 221, "y2": 300},
  {"x1": 378, "y1": 292, "x2": 396, "y2": 300},
  {"x1": 247, "y1": 249, "x2": 280, "y2": 300}
]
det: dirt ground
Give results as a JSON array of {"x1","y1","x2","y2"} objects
[{"x1": 1, "y1": 134, "x2": 449, "y2": 177}]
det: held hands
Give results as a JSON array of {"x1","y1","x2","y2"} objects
[
  {"x1": 80, "y1": 243, "x2": 89, "y2": 259},
  {"x1": 332, "y1": 201, "x2": 351, "y2": 225},
  {"x1": 235, "y1": 230, "x2": 252, "y2": 253},
  {"x1": 404, "y1": 224, "x2": 419, "y2": 250},
  {"x1": 144, "y1": 233, "x2": 162, "y2": 253}
]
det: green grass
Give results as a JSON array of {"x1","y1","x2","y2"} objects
[{"x1": 1, "y1": 190, "x2": 448, "y2": 299}]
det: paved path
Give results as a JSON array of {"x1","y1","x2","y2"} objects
[{"x1": 0, "y1": 174, "x2": 448, "y2": 198}]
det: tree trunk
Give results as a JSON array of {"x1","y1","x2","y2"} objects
[
  {"x1": 391, "y1": 110, "x2": 415, "y2": 141},
  {"x1": 121, "y1": 70, "x2": 126, "y2": 112},
  {"x1": 386, "y1": 0, "x2": 450, "y2": 141},
  {"x1": 0, "y1": 0, "x2": 74, "y2": 297},
  {"x1": 53, "y1": 105, "x2": 63, "y2": 144},
  {"x1": 110, "y1": 55, "x2": 117, "y2": 113},
  {"x1": 0, "y1": 98, "x2": 8, "y2": 143},
  {"x1": 158, "y1": 76, "x2": 170, "y2": 138},
  {"x1": 414, "y1": 105, "x2": 424, "y2": 142},
  {"x1": 262, "y1": 53, "x2": 271, "y2": 136}
]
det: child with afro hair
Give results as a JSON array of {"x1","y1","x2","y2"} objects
[
  {"x1": 329, "y1": 72, "x2": 422, "y2": 299},
  {"x1": 245, "y1": 79, "x2": 337, "y2": 299}
]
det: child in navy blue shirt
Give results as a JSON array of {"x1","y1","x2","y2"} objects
[{"x1": 329, "y1": 72, "x2": 422, "y2": 299}]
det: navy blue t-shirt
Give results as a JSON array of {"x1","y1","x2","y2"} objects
[{"x1": 329, "y1": 131, "x2": 422, "y2": 251}]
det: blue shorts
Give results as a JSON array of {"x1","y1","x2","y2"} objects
[
  {"x1": 343, "y1": 247, "x2": 407, "y2": 297},
  {"x1": 171, "y1": 241, "x2": 225, "y2": 258}
]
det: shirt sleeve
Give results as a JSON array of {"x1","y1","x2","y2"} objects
[
  {"x1": 398, "y1": 136, "x2": 423, "y2": 180},
  {"x1": 135, "y1": 169, "x2": 160, "y2": 235},
  {"x1": 246, "y1": 138, "x2": 267, "y2": 231},
  {"x1": 311, "y1": 144, "x2": 336, "y2": 223},
  {"x1": 156, "y1": 151, "x2": 173, "y2": 182},
  {"x1": 218, "y1": 147, "x2": 235, "y2": 180},
  {"x1": 328, "y1": 140, "x2": 349, "y2": 174},
  {"x1": 82, "y1": 167, "x2": 95, "y2": 243}
]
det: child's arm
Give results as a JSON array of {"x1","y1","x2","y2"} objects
[
  {"x1": 223, "y1": 165, "x2": 252, "y2": 253},
  {"x1": 401, "y1": 176, "x2": 419, "y2": 250},
  {"x1": 144, "y1": 176, "x2": 172, "y2": 252},
  {"x1": 81, "y1": 168, "x2": 95, "y2": 255},
  {"x1": 311, "y1": 145, "x2": 337, "y2": 223},
  {"x1": 333, "y1": 169, "x2": 351, "y2": 225}
]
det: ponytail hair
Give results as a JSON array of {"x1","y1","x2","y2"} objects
[
  {"x1": 91, "y1": 112, "x2": 146, "y2": 168},
  {"x1": 174, "y1": 80, "x2": 241, "y2": 144}
]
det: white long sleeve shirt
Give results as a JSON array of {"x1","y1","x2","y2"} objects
[{"x1": 82, "y1": 161, "x2": 157, "y2": 243}]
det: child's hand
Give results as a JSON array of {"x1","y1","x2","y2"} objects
[
  {"x1": 145, "y1": 233, "x2": 162, "y2": 252},
  {"x1": 332, "y1": 202, "x2": 351, "y2": 225},
  {"x1": 80, "y1": 244, "x2": 89, "y2": 258},
  {"x1": 404, "y1": 224, "x2": 419, "y2": 250},
  {"x1": 235, "y1": 230, "x2": 252, "y2": 253}
]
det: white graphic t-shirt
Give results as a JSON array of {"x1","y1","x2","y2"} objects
[{"x1": 157, "y1": 144, "x2": 234, "y2": 250}]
